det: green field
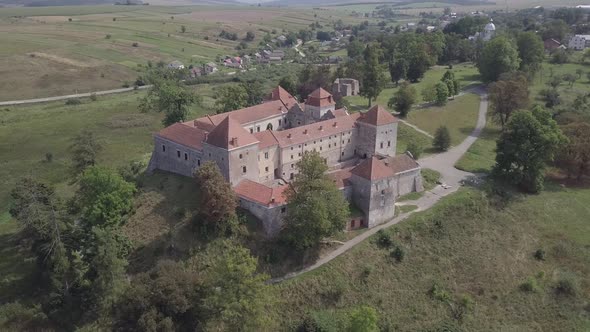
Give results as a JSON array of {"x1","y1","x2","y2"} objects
[
  {"x1": 0, "y1": 5, "x2": 363, "y2": 101},
  {"x1": 455, "y1": 117, "x2": 500, "y2": 173},
  {"x1": 270, "y1": 186, "x2": 590, "y2": 330}
]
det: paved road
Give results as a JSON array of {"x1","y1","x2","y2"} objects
[
  {"x1": 0, "y1": 85, "x2": 151, "y2": 107},
  {"x1": 269, "y1": 85, "x2": 488, "y2": 284}
]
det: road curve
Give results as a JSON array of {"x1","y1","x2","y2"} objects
[
  {"x1": 0, "y1": 85, "x2": 152, "y2": 107},
  {"x1": 269, "y1": 86, "x2": 488, "y2": 284}
]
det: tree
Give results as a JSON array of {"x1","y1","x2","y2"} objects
[
  {"x1": 297, "y1": 64, "x2": 333, "y2": 99},
  {"x1": 245, "y1": 31, "x2": 255, "y2": 41},
  {"x1": 70, "y1": 130, "x2": 102, "y2": 174},
  {"x1": 241, "y1": 79, "x2": 265, "y2": 106},
  {"x1": 477, "y1": 37, "x2": 521, "y2": 82},
  {"x1": 180, "y1": 25, "x2": 186, "y2": 33},
  {"x1": 406, "y1": 141, "x2": 423, "y2": 159},
  {"x1": 139, "y1": 78, "x2": 200, "y2": 126},
  {"x1": 197, "y1": 240, "x2": 270, "y2": 331},
  {"x1": 360, "y1": 44, "x2": 387, "y2": 107},
  {"x1": 421, "y1": 83, "x2": 437, "y2": 103},
  {"x1": 75, "y1": 166, "x2": 136, "y2": 229},
  {"x1": 441, "y1": 70, "x2": 459, "y2": 99},
  {"x1": 556, "y1": 123, "x2": 590, "y2": 180},
  {"x1": 194, "y1": 161, "x2": 238, "y2": 234},
  {"x1": 517, "y1": 31, "x2": 544, "y2": 74},
  {"x1": 488, "y1": 72, "x2": 529, "y2": 128},
  {"x1": 283, "y1": 151, "x2": 350, "y2": 250},
  {"x1": 434, "y1": 82, "x2": 449, "y2": 106},
  {"x1": 563, "y1": 73, "x2": 577, "y2": 88},
  {"x1": 540, "y1": 88, "x2": 561, "y2": 108},
  {"x1": 278, "y1": 76, "x2": 297, "y2": 96},
  {"x1": 541, "y1": 19, "x2": 569, "y2": 41},
  {"x1": 215, "y1": 85, "x2": 248, "y2": 114},
  {"x1": 316, "y1": 30, "x2": 331, "y2": 41},
  {"x1": 388, "y1": 57, "x2": 408, "y2": 86},
  {"x1": 388, "y1": 82, "x2": 417, "y2": 117},
  {"x1": 575, "y1": 68, "x2": 583, "y2": 79},
  {"x1": 493, "y1": 106, "x2": 567, "y2": 193},
  {"x1": 347, "y1": 305, "x2": 379, "y2": 332},
  {"x1": 347, "y1": 39, "x2": 364, "y2": 59},
  {"x1": 433, "y1": 126, "x2": 451, "y2": 151},
  {"x1": 550, "y1": 49, "x2": 569, "y2": 64}
]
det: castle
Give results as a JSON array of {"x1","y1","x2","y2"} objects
[{"x1": 148, "y1": 86, "x2": 424, "y2": 235}]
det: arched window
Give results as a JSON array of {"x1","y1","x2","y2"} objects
[{"x1": 266, "y1": 123, "x2": 273, "y2": 130}]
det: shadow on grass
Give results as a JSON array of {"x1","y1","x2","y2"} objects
[{"x1": 0, "y1": 229, "x2": 40, "y2": 304}]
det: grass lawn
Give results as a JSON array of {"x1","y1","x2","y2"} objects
[
  {"x1": 405, "y1": 93, "x2": 481, "y2": 146},
  {"x1": 530, "y1": 56, "x2": 590, "y2": 105},
  {"x1": 396, "y1": 122, "x2": 433, "y2": 156},
  {"x1": 270, "y1": 185, "x2": 590, "y2": 330},
  {"x1": 455, "y1": 116, "x2": 500, "y2": 173}
]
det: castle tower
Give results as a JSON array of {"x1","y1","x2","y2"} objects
[
  {"x1": 350, "y1": 156, "x2": 396, "y2": 228},
  {"x1": 203, "y1": 115, "x2": 260, "y2": 186},
  {"x1": 304, "y1": 87, "x2": 336, "y2": 123},
  {"x1": 355, "y1": 105, "x2": 398, "y2": 159}
]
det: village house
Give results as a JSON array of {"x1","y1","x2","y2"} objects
[
  {"x1": 148, "y1": 87, "x2": 424, "y2": 235},
  {"x1": 204, "y1": 62, "x2": 218, "y2": 74},
  {"x1": 544, "y1": 38, "x2": 564, "y2": 52},
  {"x1": 568, "y1": 35, "x2": 590, "y2": 50},
  {"x1": 167, "y1": 60, "x2": 185, "y2": 70}
]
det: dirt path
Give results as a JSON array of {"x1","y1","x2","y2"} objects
[
  {"x1": 269, "y1": 86, "x2": 488, "y2": 284},
  {"x1": 0, "y1": 85, "x2": 151, "y2": 107}
]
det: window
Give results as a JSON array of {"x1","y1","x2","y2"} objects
[
  {"x1": 291, "y1": 147, "x2": 293, "y2": 150},
  {"x1": 257, "y1": 126, "x2": 260, "y2": 132},
  {"x1": 298, "y1": 152, "x2": 301, "y2": 156},
  {"x1": 290, "y1": 173, "x2": 294, "y2": 179},
  {"x1": 320, "y1": 146, "x2": 322, "y2": 151},
  {"x1": 239, "y1": 153, "x2": 243, "y2": 159},
  {"x1": 329, "y1": 144, "x2": 331, "y2": 148},
  {"x1": 197, "y1": 159, "x2": 201, "y2": 166},
  {"x1": 208, "y1": 153, "x2": 211, "y2": 157},
  {"x1": 388, "y1": 141, "x2": 391, "y2": 147},
  {"x1": 267, "y1": 123, "x2": 273, "y2": 130},
  {"x1": 291, "y1": 155, "x2": 294, "y2": 160},
  {"x1": 380, "y1": 142, "x2": 384, "y2": 149},
  {"x1": 162, "y1": 145, "x2": 166, "y2": 152},
  {"x1": 177, "y1": 150, "x2": 181, "y2": 158},
  {"x1": 348, "y1": 139, "x2": 351, "y2": 143},
  {"x1": 279, "y1": 119, "x2": 282, "y2": 126},
  {"x1": 291, "y1": 164, "x2": 294, "y2": 168},
  {"x1": 281, "y1": 207, "x2": 286, "y2": 213},
  {"x1": 250, "y1": 128, "x2": 254, "y2": 133},
  {"x1": 184, "y1": 153, "x2": 188, "y2": 161},
  {"x1": 242, "y1": 166, "x2": 247, "y2": 173},
  {"x1": 265, "y1": 166, "x2": 269, "y2": 172},
  {"x1": 264, "y1": 152, "x2": 269, "y2": 159}
]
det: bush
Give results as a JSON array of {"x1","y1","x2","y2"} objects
[
  {"x1": 105, "y1": 34, "x2": 111, "y2": 39},
  {"x1": 89, "y1": 93, "x2": 97, "y2": 102},
  {"x1": 520, "y1": 276, "x2": 540, "y2": 293},
  {"x1": 391, "y1": 246, "x2": 405, "y2": 262},
  {"x1": 554, "y1": 272, "x2": 580, "y2": 296},
  {"x1": 118, "y1": 160, "x2": 146, "y2": 183},
  {"x1": 375, "y1": 229, "x2": 393, "y2": 248},
  {"x1": 132, "y1": 42, "x2": 139, "y2": 47},
  {"x1": 433, "y1": 126, "x2": 451, "y2": 151},
  {"x1": 533, "y1": 249, "x2": 546, "y2": 261},
  {"x1": 406, "y1": 141, "x2": 423, "y2": 159},
  {"x1": 429, "y1": 282, "x2": 451, "y2": 302},
  {"x1": 65, "y1": 98, "x2": 82, "y2": 105},
  {"x1": 45, "y1": 152, "x2": 53, "y2": 163}
]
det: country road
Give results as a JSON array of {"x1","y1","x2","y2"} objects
[
  {"x1": 0, "y1": 85, "x2": 152, "y2": 107},
  {"x1": 269, "y1": 85, "x2": 488, "y2": 284}
]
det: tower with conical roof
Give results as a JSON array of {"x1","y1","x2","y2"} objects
[
  {"x1": 356, "y1": 105, "x2": 399, "y2": 159},
  {"x1": 304, "y1": 87, "x2": 336, "y2": 123},
  {"x1": 203, "y1": 115, "x2": 260, "y2": 186}
]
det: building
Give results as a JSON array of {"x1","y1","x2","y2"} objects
[
  {"x1": 469, "y1": 18, "x2": 496, "y2": 42},
  {"x1": 544, "y1": 38, "x2": 563, "y2": 51},
  {"x1": 167, "y1": 60, "x2": 185, "y2": 70},
  {"x1": 204, "y1": 62, "x2": 218, "y2": 74},
  {"x1": 332, "y1": 78, "x2": 360, "y2": 97},
  {"x1": 568, "y1": 35, "x2": 590, "y2": 50},
  {"x1": 148, "y1": 86, "x2": 424, "y2": 235}
]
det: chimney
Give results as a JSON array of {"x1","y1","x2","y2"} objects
[
  {"x1": 333, "y1": 122, "x2": 337, "y2": 127},
  {"x1": 271, "y1": 197, "x2": 275, "y2": 203},
  {"x1": 303, "y1": 129, "x2": 308, "y2": 135},
  {"x1": 231, "y1": 137, "x2": 238, "y2": 146},
  {"x1": 287, "y1": 133, "x2": 292, "y2": 138},
  {"x1": 204, "y1": 132, "x2": 209, "y2": 141},
  {"x1": 319, "y1": 125, "x2": 323, "y2": 131}
]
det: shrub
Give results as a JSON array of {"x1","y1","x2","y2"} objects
[
  {"x1": 533, "y1": 249, "x2": 546, "y2": 261},
  {"x1": 406, "y1": 141, "x2": 423, "y2": 159},
  {"x1": 68, "y1": 18, "x2": 72, "y2": 22},
  {"x1": 89, "y1": 93, "x2": 97, "y2": 102},
  {"x1": 360, "y1": 265, "x2": 372, "y2": 284},
  {"x1": 132, "y1": 42, "x2": 139, "y2": 47},
  {"x1": 375, "y1": 229, "x2": 393, "y2": 249},
  {"x1": 65, "y1": 98, "x2": 82, "y2": 105},
  {"x1": 45, "y1": 152, "x2": 53, "y2": 163},
  {"x1": 105, "y1": 34, "x2": 111, "y2": 39},
  {"x1": 433, "y1": 126, "x2": 451, "y2": 151},
  {"x1": 554, "y1": 272, "x2": 580, "y2": 296},
  {"x1": 391, "y1": 246, "x2": 405, "y2": 262},
  {"x1": 429, "y1": 282, "x2": 451, "y2": 302},
  {"x1": 520, "y1": 276, "x2": 540, "y2": 293},
  {"x1": 122, "y1": 82, "x2": 130, "y2": 88}
]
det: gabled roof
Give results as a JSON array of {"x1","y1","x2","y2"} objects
[
  {"x1": 253, "y1": 130, "x2": 279, "y2": 149},
  {"x1": 351, "y1": 156, "x2": 395, "y2": 181},
  {"x1": 205, "y1": 116, "x2": 258, "y2": 150},
  {"x1": 234, "y1": 180, "x2": 289, "y2": 207},
  {"x1": 382, "y1": 154, "x2": 421, "y2": 174},
  {"x1": 306, "y1": 87, "x2": 335, "y2": 107},
  {"x1": 273, "y1": 112, "x2": 361, "y2": 147},
  {"x1": 157, "y1": 123, "x2": 207, "y2": 150},
  {"x1": 194, "y1": 100, "x2": 287, "y2": 130},
  {"x1": 357, "y1": 105, "x2": 398, "y2": 126},
  {"x1": 269, "y1": 86, "x2": 298, "y2": 109}
]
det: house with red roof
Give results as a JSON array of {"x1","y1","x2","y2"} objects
[{"x1": 147, "y1": 86, "x2": 423, "y2": 235}]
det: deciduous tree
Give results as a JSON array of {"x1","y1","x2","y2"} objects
[
  {"x1": 139, "y1": 78, "x2": 200, "y2": 126},
  {"x1": 556, "y1": 122, "x2": 590, "y2": 180},
  {"x1": 388, "y1": 82, "x2": 417, "y2": 117},
  {"x1": 517, "y1": 31, "x2": 544, "y2": 74},
  {"x1": 71, "y1": 130, "x2": 102, "y2": 174},
  {"x1": 215, "y1": 85, "x2": 248, "y2": 114},
  {"x1": 360, "y1": 44, "x2": 387, "y2": 107},
  {"x1": 477, "y1": 37, "x2": 521, "y2": 82},
  {"x1": 433, "y1": 126, "x2": 451, "y2": 151},
  {"x1": 488, "y1": 72, "x2": 529, "y2": 128},
  {"x1": 435, "y1": 82, "x2": 449, "y2": 106}
]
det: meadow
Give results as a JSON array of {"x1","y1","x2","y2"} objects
[{"x1": 0, "y1": 4, "x2": 363, "y2": 101}]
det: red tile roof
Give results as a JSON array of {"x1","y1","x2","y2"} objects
[
  {"x1": 273, "y1": 112, "x2": 361, "y2": 147},
  {"x1": 234, "y1": 180, "x2": 289, "y2": 207},
  {"x1": 351, "y1": 156, "x2": 395, "y2": 181},
  {"x1": 253, "y1": 130, "x2": 279, "y2": 149},
  {"x1": 194, "y1": 100, "x2": 286, "y2": 129},
  {"x1": 157, "y1": 123, "x2": 207, "y2": 150},
  {"x1": 327, "y1": 108, "x2": 349, "y2": 118},
  {"x1": 206, "y1": 116, "x2": 259, "y2": 149},
  {"x1": 269, "y1": 86, "x2": 299, "y2": 109},
  {"x1": 306, "y1": 87, "x2": 335, "y2": 107},
  {"x1": 382, "y1": 154, "x2": 420, "y2": 174},
  {"x1": 357, "y1": 105, "x2": 398, "y2": 126},
  {"x1": 328, "y1": 167, "x2": 353, "y2": 189}
]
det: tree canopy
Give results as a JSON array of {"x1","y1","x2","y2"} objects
[
  {"x1": 388, "y1": 82, "x2": 417, "y2": 117},
  {"x1": 139, "y1": 78, "x2": 200, "y2": 126},
  {"x1": 477, "y1": 37, "x2": 521, "y2": 82},
  {"x1": 488, "y1": 72, "x2": 530, "y2": 128}
]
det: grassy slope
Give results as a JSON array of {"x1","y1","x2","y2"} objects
[
  {"x1": 455, "y1": 117, "x2": 500, "y2": 173},
  {"x1": 405, "y1": 93, "x2": 480, "y2": 146},
  {"x1": 271, "y1": 186, "x2": 590, "y2": 331}
]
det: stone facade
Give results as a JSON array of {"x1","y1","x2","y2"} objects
[
  {"x1": 332, "y1": 78, "x2": 360, "y2": 97},
  {"x1": 148, "y1": 86, "x2": 424, "y2": 235}
]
